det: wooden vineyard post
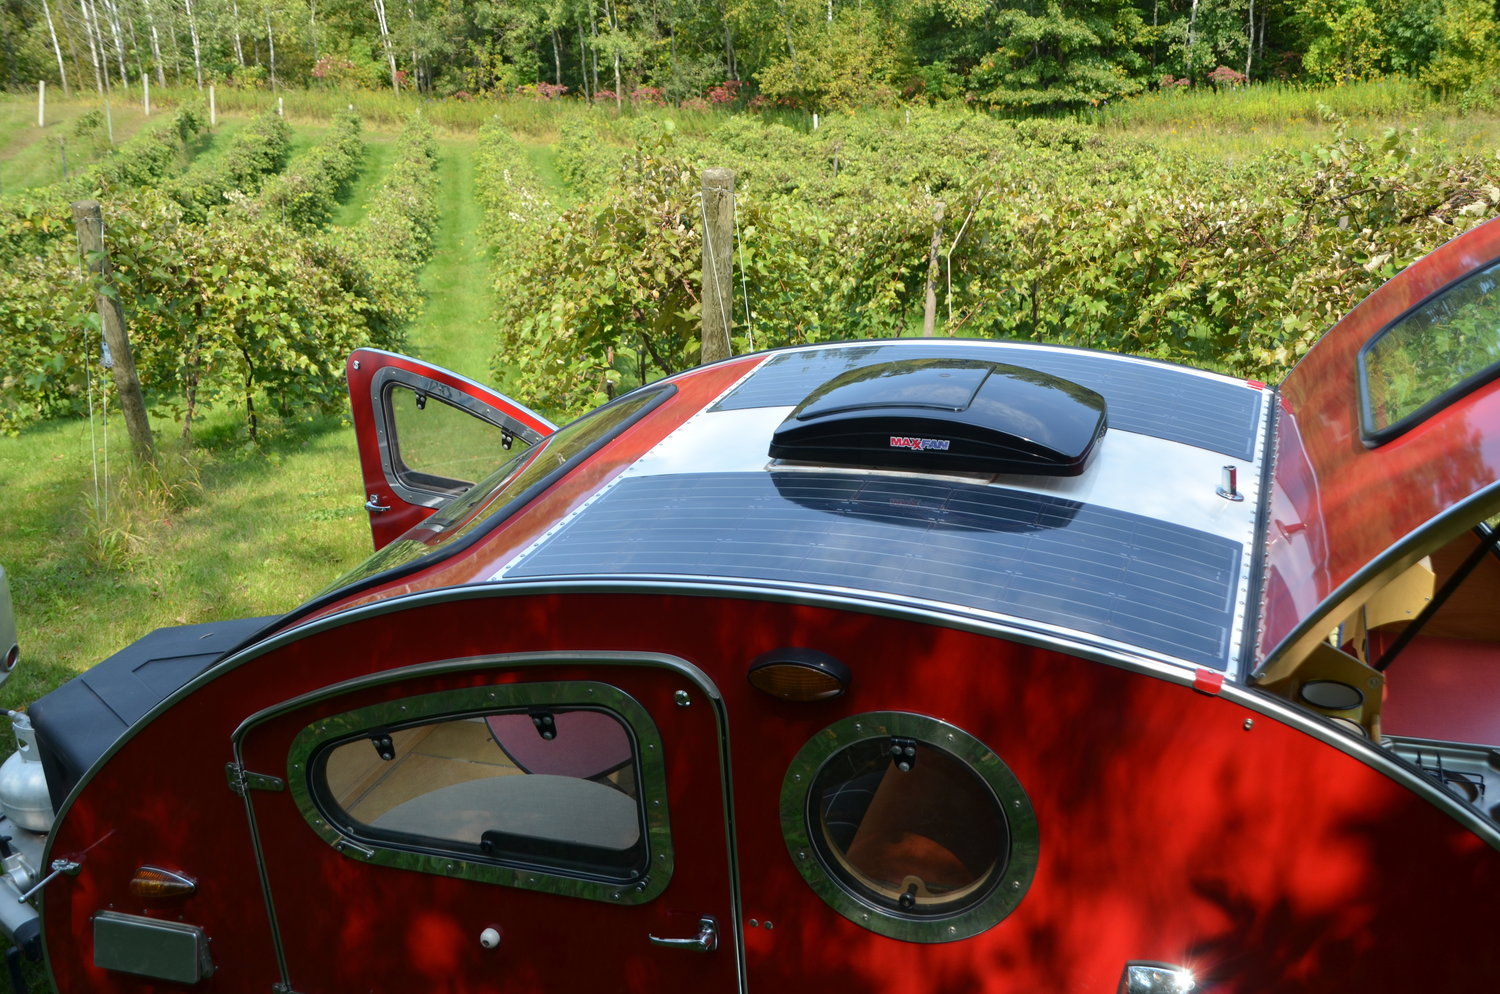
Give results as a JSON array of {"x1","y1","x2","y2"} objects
[
  {"x1": 922, "y1": 201, "x2": 946, "y2": 336},
  {"x1": 72, "y1": 200, "x2": 156, "y2": 466},
  {"x1": 700, "y1": 168, "x2": 736, "y2": 365}
]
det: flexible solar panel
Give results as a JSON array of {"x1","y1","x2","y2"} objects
[
  {"x1": 505, "y1": 472, "x2": 1242, "y2": 669},
  {"x1": 716, "y1": 344, "x2": 1262, "y2": 460}
]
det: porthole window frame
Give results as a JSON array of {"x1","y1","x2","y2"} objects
[
  {"x1": 287, "y1": 680, "x2": 673, "y2": 905},
  {"x1": 780, "y1": 711, "x2": 1039, "y2": 943}
]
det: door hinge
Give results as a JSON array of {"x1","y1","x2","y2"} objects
[{"x1": 225, "y1": 763, "x2": 286, "y2": 795}]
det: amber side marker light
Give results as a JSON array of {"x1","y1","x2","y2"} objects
[
  {"x1": 129, "y1": 867, "x2": 197, "y2": 900},
  {"x1": 747, "y1": 648, "x2": 850, "y2": 702}
]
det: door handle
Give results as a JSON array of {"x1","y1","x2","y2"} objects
[
  {"x1": 365, "y1": 494, "x2": 390, "y2": 513},
  {"x1": 648, "y1": 916, "x2": 717, "y2": 953}
]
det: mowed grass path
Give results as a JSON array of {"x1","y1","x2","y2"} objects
[{"x1": 403, "y1": 138, "x2": 496, "y2": 382}]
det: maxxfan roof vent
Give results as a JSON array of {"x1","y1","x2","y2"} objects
[{"x1": 769, "y1": 358, "x2": 1107, "y2": 476}]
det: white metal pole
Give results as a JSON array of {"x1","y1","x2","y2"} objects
[
  {"x1": 209, "y1": 84, "x2": 216, "y2": 126},
  {"x1": 143, "y1": 75, "x2": 150, "y2": 115},
  {"x1": 38, "y1": 81, "x2": 45, "y2": 127}
]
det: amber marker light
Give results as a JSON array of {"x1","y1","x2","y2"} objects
[
  {"x1": 129, "y1": 866, "x2": 197, "y2": 900},
  {"x1": 747, "y1": 648, "x2": 850, "y2": 702}
]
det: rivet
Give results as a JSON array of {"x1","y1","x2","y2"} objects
[
  {"x1": 749, "y1": 919, "x2": 759, "y2": 927},
  {"x1": 1243, "y1": 718, "x2": 1254, "y2": 731},
  {"x1": 793, "y1": 773, "x2": 802, "y2": 782},
  {"x1": 1011, "y1": 880, "x2": 1020, "y2": 890},
  {"x1": 674, "y1": 690, "x2": 691, "y2": 707},
  {"x1": 798, "y1": 851, "x2": 809, "y2": 860},
  {"x1": 947, "y1": 926, "x2": 957, "y2": 935},
  {"x1": 764, "y1": 921, "x2": 774, "y2": 930},
  {"x1": 352, "y1": 360, "x2": 361, "y2": 370}
]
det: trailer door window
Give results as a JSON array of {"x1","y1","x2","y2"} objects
[{"x1": 288, "y1": 681, "x2": 672, "y2": 904}]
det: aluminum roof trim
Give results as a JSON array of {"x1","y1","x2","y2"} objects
[{"x1": 627, "y1": 407, "x2": 1263, "y2": 544}]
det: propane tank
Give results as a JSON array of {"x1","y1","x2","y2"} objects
[{"x1": 0, "y1": 711, "x2": 54, "y2": 833}]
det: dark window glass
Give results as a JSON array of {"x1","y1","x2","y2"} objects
[
  {"x1": 385, "y1": 383, "x2": 533, "y2": 496},
  {"x1": 1360, "y1": 258, "x2": 1500, "y2": 441}
]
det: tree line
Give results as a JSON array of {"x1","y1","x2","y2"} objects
[{"x1": 1, "y1": 0, "x2": 1498, "y2": 111}]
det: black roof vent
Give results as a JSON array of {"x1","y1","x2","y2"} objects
[{"x1": 769, "y1": 358, "x2": 1107, "y2": 476}]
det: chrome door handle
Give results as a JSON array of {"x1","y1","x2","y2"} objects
[
  {"x1": 365, "y1": 494, "x2": 390, "y2": 513},
  {"x1": 648, "y1": 916, "x2": 717, "y2": 953}
]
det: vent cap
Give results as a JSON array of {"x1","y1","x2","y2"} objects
[{"x1": 769, "y1": 358, "x2": 1107, "y2": 476}]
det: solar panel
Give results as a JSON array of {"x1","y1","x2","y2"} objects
[
  {"x1": 717, "y1": 344, "x2": 1262, "y2": 460},
  {"x1": 505, "y1": 473, "x2": 1242, "y2": 669}
]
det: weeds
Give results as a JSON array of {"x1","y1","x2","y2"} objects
[{"x1": 81, "y1": 452, "x2": 203, "y2": 570}]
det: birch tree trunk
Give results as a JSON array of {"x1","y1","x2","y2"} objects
[
  {"x1": 1245, "y1": 0, "x2": 1255, "y2": 80},
  {"x1": 101, "y1": 0, "x2": 130, "y2": 87},
  {"x1": 231, "y1": 0, "x2": 245, "y2": 65},
  {"x1": 81, "y1": 0, "x2": 106, "y2": 93},
  {"x1": 183, "y1": 0, "x2": 203, "y2": 88},
  {"x1": 309, "y1": 0, "x2": 319, "y2": 62},
  {"x1": 1186, "y1": 0, "x2": 1199, "y2": 75},
  {"x1": 577, "y1": 20, "x2": 588, "y2": 99},
  {"x1": 265, "y1": 9, "x2": 277, "y2": 87},
  {"x1": 406, "y1": 0, "x2": 420, "y2": 91},
  {"x1": 602, "y1": 0, "x2": 621, "y2": 107},
  {"x1": 147, "y1": 2, "x2": 165, "y2": 86},
  {"x1": 371, "y1": 0, "x2": 399, "y2": 92},
  {"x1": 42, "y1": 0, "x2": 70, "y2": 94},
  {"x1": 724, "y1": 18, "x2": 736, "y2": 80}
]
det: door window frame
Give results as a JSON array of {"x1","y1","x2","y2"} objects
[
  {"x1": 286, "y1": 679, "x2": 675, "y2": 905},
  {"x1": 370, "y1": 366, "x2": 550, "y2": 509}
]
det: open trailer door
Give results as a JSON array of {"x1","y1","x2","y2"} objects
[
  {"x1": 233, "y1": 648, "x2": 742, "y2": 994},
  {"x1": 347, "y1": 348, "x2": 555, "y2": 550},
  {"x1": 1258, "y1": 216, "x2": 1500, "y2": 671}
]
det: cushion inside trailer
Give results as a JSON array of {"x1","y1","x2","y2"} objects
[{"x1": 29, "y1": 616, "x2": 276, "y2": 812}]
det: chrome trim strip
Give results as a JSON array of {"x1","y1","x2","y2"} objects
[{"x1": 1217, "y1": 680, "x2": 1500, "y2": 847}]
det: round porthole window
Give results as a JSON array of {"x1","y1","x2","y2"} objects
[{"x1": 780, "y1": 712, "x2": 1038, "y2": 942}]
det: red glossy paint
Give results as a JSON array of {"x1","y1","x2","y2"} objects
[
  {"x1": 305, "y1": 353, "x2": 766, "y2": 625},
  {"x1": 346, "y1": 348, "x2": 556, "y2": 550},
  {"x1": 1261, "y1": 217, "x2": 1500, "y2": 660},
  {"x1": 42, "y1": 590, "x2": 1500, "y2": 994}
]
